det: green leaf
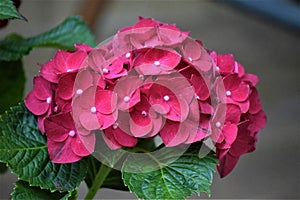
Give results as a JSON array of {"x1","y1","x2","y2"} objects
[
  {"x1": 0, "y1": 103, "x2": 88, "y2": 192},
  {"x1": 12, "y1": 180, "x2": 74, "y2": 200},
  {"x1": 122, "y1": 143, "x2": 218, "y2": 199},
  {"x1": 0, "y1": 60, "x2": 25, "y2": 114},
  {"x1": 0, "y1": 15, "x2": 96, "y2": 61},
  {"x1": 85, "y1": 156, "x2": 128, "y2": 191},
  {"x1": 0, "y1": 162, "x2": 8, "y2": 174},
  {"x1": 0, "y1": 0, "x2": 24, "y2": 20}
]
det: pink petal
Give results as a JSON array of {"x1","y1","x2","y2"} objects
[
  {"x1": 225, "y1": 104, "x2": 241, "y2": 124},
  {"x1": 32, "y1": 76, "x2": 52, "y2": 100},
  {"x1": 56, "y1": 72, "x2": 76, "y2": 100},
  {"x1": 114, "y1": 76, "x2": 143, "y2": 110},
  {"x1": 97, "y1": 111, "x2": 118, "y2": 130},
  {"x1": 44, "y1": 117, "x2": 69, "y2": 142},
  {"x1": 166, "y1": 96, "x2": 189, "y2": 122},
  {"x1": 129, "y1": 117, "x2": 152, "y2": 137},
  {"x1": 191, "y1": 74, "x2": 209, "y2": 101},
  {"x1": 181, "y1": 37, "x2": 202, "y2": 61},
  {"x1": 160, "y1": 120, "x2": 189, "y2": 146},
  {"x1": 231, "y1": 82, "x2": 250, "y2": 102},
  {"x1": 40, "y1": 60, "x2": 59, "y2": 83},
  {"x1": 47, "y1": 138, "x2": 81, "y2": 163},
  {"x1": 80, "y1": 111, "x2": 100, "y2": 130},
  {"x1": 75, "y1": 69, "x2": 95, "y2": 91},
  {"x1": 102, "y1": 130, "x2": 122, "y2": 150},
  {"x1": 224, "y1": 74, "x2": 241, "y2": 91},
  {"x1": 66, "y1": 51, "x2": 87, "y2": 71},
  {"x1": 222, "y1": 123, "x2": 238, "y2": 148},
  {"x1": 243, "y1": 73, "x2": 259, "y2": 86},
  {"x1": 217, "y1": 54, "x2": 235, "y2": 75},
  {"x1": 72, "y1": 133, "x2": 95, "y2": 156},
  {"x1": 75, "y1": 44, "x2": 93, "y2": 52},
  {"x1": 108, "y1": 127, "x2": 137, "y2": 147},
  {"x1": 25, "y1": 91, "x2": 49, "y2": 115},
  {"x1": 95, "y1": 89, "x2": 117, "y2": 114}
]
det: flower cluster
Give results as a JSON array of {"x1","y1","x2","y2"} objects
[{"x1": 25, "y1": 17, "x2": 266, "y2": 177}]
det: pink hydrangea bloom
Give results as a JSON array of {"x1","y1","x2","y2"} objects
[{"x1": 24, "y1": 17, "x2": 266, "y2": 176}]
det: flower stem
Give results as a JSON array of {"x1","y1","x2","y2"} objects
[{"x1": 84, "y1": 164, "x2": 112, "y2": 200}]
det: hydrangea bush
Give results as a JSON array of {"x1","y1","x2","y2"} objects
[{"x1": 0, "y1": 2, "x2": 266, "y2": 199}]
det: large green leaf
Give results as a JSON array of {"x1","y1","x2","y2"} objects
[
  {"x1": 0, "y1": 103, "x2": 88, "y2": 192},
  {"x1": 0, "y1": 60, "x2": 25, "y2": 114},
  {"x1": 0, "y1": 15, "x2": 96, "y2": 61},
  {"x1": 12, "y1": 180, "x2": 75, "y2": 200},
  {"x1": 0, "y1": 0, "x2": 24, "y2": 20},
  {"x1": 122, "y1": 143, "x2": 218, "y2": 199}
]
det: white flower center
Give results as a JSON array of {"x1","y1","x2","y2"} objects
[
  {"x1": 216, "y1": 66, "x2": 220, "y2": 71},
  {"x1": 67, "y1": 69, "x2": 73, "y2": 72},
  {"x1": 113, "y1": 122, "x2": 118, "y2": 129},
  {"x1": 215, "y1": 121, "x2": 221, "y2": 128},
  {"x1": 226, "y1": 90, "x2": 232, "y2": 96},
  {"x1": 54, "y1": 106, "x2": 58, "y2": 112},
  {"x1": 103, "y1": 68, "x2": 109, "y2": 74},
  {"x1": 141, "y1": 110, "x2": 147, "y2": 117},
  {"x1": 76, "y1": 89, "x2": 83, "y2": 95},
  {"x1": 68, "y1": 130, "x2": 76, "y2": 137},
  {"x1": 163, "y1": 95, "x2": 170, "y2": 101},
  {"x1": 125, "y1": 52, "x2": 131, "y2": 58},
  {"x1": 123, "y1": 96, "x2": 130, "y2": 103},
  {"x1": 154, "y1": 61, "x2": 160, "y2": 66},
  {"x1": 139, "y1": 74, "x2": 145, "y2": 80},
  {"x1": 90, "y1": 106, "x2": 97, "y2": 113},
  {"x1": 46, "y1": 97, "x2": 52, "y2": 104}
]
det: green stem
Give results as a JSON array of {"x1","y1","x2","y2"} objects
[{"x1": 84, "y1": 164, "x2": 112, "y2": 200}]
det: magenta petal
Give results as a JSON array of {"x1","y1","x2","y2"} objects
[
  {"x1": 166, "y1": 97, "x2": 189, "y2": 122},
  {"x1": 102, "y1": 130, "x2": 122, "y2": 150},
  {"x1": 110, "y1": 127, "x2": 137, "y2": 147},
  {"x1": 217, "y1": 54, "x2": 235, "y2": 74},
  {"x1": 44, "y1": 118, "x2": 69, "y2": 142},
  {"x1": 191, "y1": 74, "x2": 209, "y2": 101},
  {"x1": 53, "y1": 50, "x2": 69, "y2": 72},
  {"x1": 243, "y1": 73, "x2": 259, "y2": 86},
  {"x1": 224, "y1": 74, "x2": 241, "y2": 91},
  {"x1": 129, "y1": 117, "x2": 152, "y2": 137},
  {"x1": 72, "y1": 134, "x2": 95, "y2": 156},
  {"x1": 56, "y1": 73, "x2": 76, "y2": 100},
  {"x1": 32, "y1": 76, "x2": 52, "y2": 100},
  {"x1": 160, "y1": 120, "x2": 189, "y2": 146},
  {"x1": 217, "y1": 152, "x2": 240, "y2": 178},
  {"x1": 66, "y1": 51, "x2": 86, "y2": 71},
  {"x1": 97, "y1": 111, "x2": 118, "y2": 130},
  {"x1": 47, "y1": 138, "x2": 81, "y2": 163},
  {"x1": 95, "y1": 90, "x2": 117, "y2": 114},
  {"x1": 222, "y1": 123, "x2": 238, "y2": 147},
  {"x1": 40, "y1": 60, "x2": 59, "y2": 83},
  {"x1": 25, "y1": 91, "x2": 49, "y2": 115},
  {"x1": 225, "y1": 104, "x2": 241, "y2": 124},
  {"x1": 231, "y1": 83, "x2": 250, "y2": 102},
  {"x1": 249, "y1": 88, "x2": 262, "y2": 114}
]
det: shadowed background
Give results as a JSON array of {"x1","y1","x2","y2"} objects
[{"x1": 0, "y1": 0, "x2": 299, "y2": 199}]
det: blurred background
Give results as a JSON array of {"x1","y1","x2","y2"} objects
[{"x1": 0, "y1": 0, "x2": 299, "y2": 199}]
